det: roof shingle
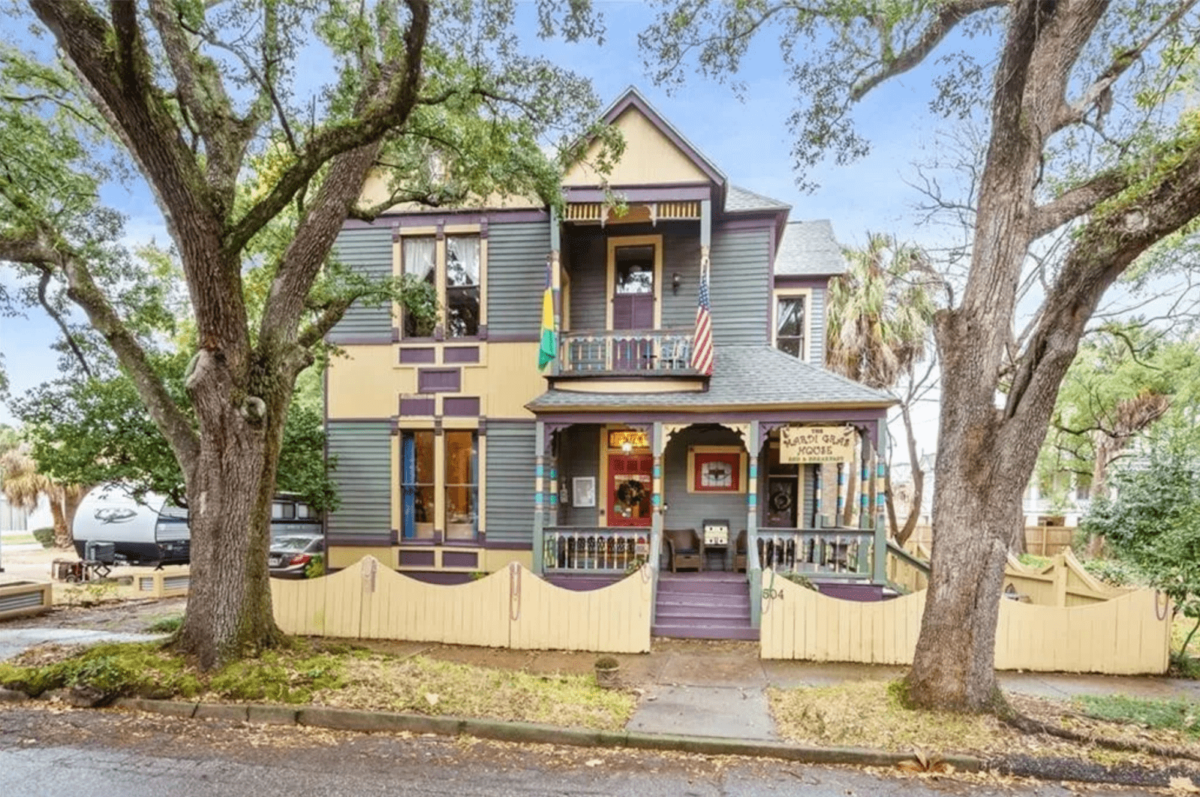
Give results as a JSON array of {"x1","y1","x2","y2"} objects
[{"x1": 775, "y1": 220, "x2": 846, "y2": 276}]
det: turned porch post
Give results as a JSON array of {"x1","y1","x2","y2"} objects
[
  {"x1": 650, "y1": 421, "x2": 664, "y2": 574},
  {"x1": 873, "y1": 421, "x2": 889, "y2": 585},
  {"x1": 748, "y1": 420, "x2": 762, "y2": 629},
  {"x1": 532, "y1": 420, "x2": 546, "y2": 575}
]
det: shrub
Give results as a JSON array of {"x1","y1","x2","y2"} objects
[
  {"x1": 1082, "y1": 557, "x2": 1140, "y2": 587},
  {"x1": 31, "y1": 527, "x2": 55, "y2": 548},
  {"x1": 304, "y1": 554, "x2": 325, "y2": 579}
]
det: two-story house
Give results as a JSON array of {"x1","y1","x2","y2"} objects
[{"x1": 323, "y1": 88, "x2": 895, "y2": 640}]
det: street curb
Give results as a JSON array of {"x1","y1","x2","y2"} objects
[{"x1": 112, "y1": 698, "x2": 985, "y2": 773}]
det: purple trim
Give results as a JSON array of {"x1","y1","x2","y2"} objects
[
  {"x1": 564, "y1": 186, "x2": 711, "y2": 203},
  {"x1": 342, "y1": 210, "x2": 549, "y2": 230},
  {"x1": 391, "y1": 529, "x2": 400, "y2": 545},
  {"x1": 400, "y1": 335, "x2": 438, "y2": 344},
  {"x1": 487, "y1": 333, "x2": 540, "y2": 343},
  {"x1": 418, "y1": 368, "x2": 461, "y2": 393},
  {"x1": 480, "y1": 218, "x2": 489, "y2": 239},
  {"x1": 443, "y1": 346, "x2": 480, "y2": 364},
  {"x1": 773, "y1": 276, "x2": 828, "y2": 288},
  {"x1": 399, "y1": 347, "x2": 437, "y2": 364},
  {"x1": 402, "y1": 571, "x2": 473, "y2": 585},
  {"x1": 717, "y1": 218, "x2": 778, "y2": 232},
  {"x1": 325, "y1": 333, "x2": 392, "y2": 345},
  {"x1": 328, "y1": 534, "x2": 393, "y2": 546},
  {"x1": 398, "y1": 550, "x2": 436, "y2": 567},
  {"x1": 397, "y1": 538, "x2": 436, "y2": 547},
  {"x1": 815, "y1": 582, "x2": 886, "y2": 602},
  {"x1": 443, "y1": 551, "x2": 479, "y2": 568},
  {"x1": 399, "y1": 397, "x2": 436, "y2": 416},
  {"x1": 443, "y1": 396, "x2": 480, "y2": 417},
  {"x1": 478, "y1": 324, "x2": 488, "y2": 341},
  {"x1": 600, "y1": 91, "x2": 725, "y2": 185},
  {"x1": 549, "y1": 371, "x2": 700, "y2": 385},
  {"x1": 483, "y1": 541, "x2": 534, "y2": 550},
  {"x1": 531, "y1": 408, "x2": 889, "y2": 424},
  {"x1": 478, "y1": 418, "x2": 487, "y2": 436},
  {"x1": 392, "y1": 327, "x2": 401, "y2": 343},
  {"x1": 329, "y1": 417, "x2": 395, "y2": 424}
]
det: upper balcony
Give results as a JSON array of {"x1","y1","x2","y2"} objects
[{"x1": 558, "y1": 328, "x2": 697, "y2": 376}]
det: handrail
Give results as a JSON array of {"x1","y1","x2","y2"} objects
[
  {"x1": 558, "y1": 329, "x2": 697, "y2": 375},
  {"x1": 885, "y1": 539, "x2": 930, "y2": 576}
]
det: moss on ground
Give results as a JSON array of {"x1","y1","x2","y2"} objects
[{"x1": 0, "y1": 639, "x2": 635, "y2": 730}]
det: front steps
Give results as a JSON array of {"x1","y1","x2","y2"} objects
[{"x1": 653, "y1": 572, "x2": 758, "y2": 641}]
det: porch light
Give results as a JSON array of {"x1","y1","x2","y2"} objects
[
  {"x1": 621, "y1": 441, "x2": 634, "y2": 454},
  {"x1": 672, "y1": 272, "x2": 682, "y2": 294}
]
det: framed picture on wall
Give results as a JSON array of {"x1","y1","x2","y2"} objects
[
  {"x1": 572, "y1": 477, "x2": 596, "y2": 508},
  {"x1": 687, "y1": 446, "x2": 747, "y2": 493}
]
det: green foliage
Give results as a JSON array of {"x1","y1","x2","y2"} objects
[
  {"x1": 207, "y1": 650, "x2": 344, "y2": 704},
  {"x1": 304, "y1": 554, "x2": 326, "y2": 580},
  {"x1": 1081, "y1": 557, "x2": 1141, "y2": 588},
  {"x1": 0, "y1": 642, "x2": 199, "y2": 699},
  {"x1": 145, "y1": 615, "x2": 184, "y2": 634},
  {"x1": 594, "y1": 656, "x2": 619, "y2": 670},
  {"x1": 30, "y1": 527, "x2": 54, "y2": 549},
  {"x1": 1017, "y1": 553, "x2": 1050, "y2": 569},
  {"x1": 1075, "y1": 694, "x2": 1200, "y2": 736},
  {"x1": 1082, "y1": 415, "x2": 1200, "y2": 619}
]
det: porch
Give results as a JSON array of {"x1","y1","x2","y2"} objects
[{"x1": 525, "y1": 363, "x2": 896, "y2": 640}]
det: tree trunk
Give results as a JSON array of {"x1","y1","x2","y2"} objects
[
  {"x1": 888, "y1": 403, "x2": 924, "y2": 547},
  {"x1": 49, "y1": 495, "x2": 71, "y2": 549},
  {"x1": 60, "y1": 486, "x2": 89, "y2": 550},
  {"x1": 174, "y1": 368, "x2": 292, "y2": 669}
]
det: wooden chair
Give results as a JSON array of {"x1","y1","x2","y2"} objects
[
  {"x1": 732, "y1": 530, "x2": 748, "y2": 572},
  {"x1": 665, "y1": 528, "x2": 704, "y2": 572}
]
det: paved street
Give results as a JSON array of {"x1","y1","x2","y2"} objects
[{"x1": 0, "y1": 706, "x2": 1161, "y2": 797}]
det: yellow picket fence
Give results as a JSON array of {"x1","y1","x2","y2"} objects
[
  {"x1": 1003, "y1": 549, "x2": 1132, "y2": 607},
  {"x1": 760, "y1": 572, "x2": 1171, "y2": 674},
  {"x1": 271, "y1": 557, "x2": 653, "y2": 653}
]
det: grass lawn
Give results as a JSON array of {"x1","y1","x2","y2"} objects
[
  {"x1": 769, "y1": 680, "x2": 1200, "y2": 767},
  {"x1": 0, "y1": 639, "x2": 636, "y2": 731}
]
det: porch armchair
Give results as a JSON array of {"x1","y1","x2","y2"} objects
[
  {"x1": 732, "y1": 530, "x2": 748, "y2": 572},
  {"x1": 664, "y1": 528, "x2": 704, "y2": 573}
]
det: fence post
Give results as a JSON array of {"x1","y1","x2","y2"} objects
[{"x1": 1053, "y1": 553, "x2": 1068, "y2": 607}]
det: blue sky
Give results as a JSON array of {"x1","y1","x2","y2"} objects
[{"x1": 0, "y1": 2, "x2": 960, "y2": 450}]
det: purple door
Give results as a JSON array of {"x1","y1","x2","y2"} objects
[{"x1": 612, "y1": 245, "x2": 654, "y2": 370}]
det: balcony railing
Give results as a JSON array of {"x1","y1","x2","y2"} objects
[
  {"x1": 756, "y1": 528, "x2": 876, "y2": 580},
  {"x1": 543, "y1": 526, "x2": 649, "y2": 573},
  {"x1": 558, "y1": 329, "x2": 695, "y2": 375}
]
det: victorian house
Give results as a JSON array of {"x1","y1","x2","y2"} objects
[{"x1": 323, "y1": 88, "x2": 895, "y2": 640}]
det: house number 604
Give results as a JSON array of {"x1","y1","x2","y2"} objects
[{"x1": 762, "y1": 587, "x2": 784, "y2": 600}]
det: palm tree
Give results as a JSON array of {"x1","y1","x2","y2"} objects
[
  {"x1": 826, "y1": 232, "x2": 940, "y2": 544},
  {"x1": 0, "y1": 445, "x2": 88, "y2": 549}
]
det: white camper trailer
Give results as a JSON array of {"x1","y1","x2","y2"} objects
[{"x1": 73, "y1": 485, "x2": 321, "y2": 565}]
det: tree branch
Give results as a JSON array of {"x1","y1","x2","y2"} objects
[
  {"x1": 850, "y1": 0, "x2": 1006, "y2": 102},
  {"x1": 222, "y1": 0, "x2": 431, "y2": 259},
  {"x1": 1029, "y1": 169, "x2": 1131, "y2": 238},
  {"x1": 1051, "y1": 0, "x2": 1199, "y2": 132},
  {"x1": 0, "y1": 231, "x2": 199, "y2": 472},
  {"x1": 33, "y1": 265, "x2": 93, "y2": 379},
  {"x1": 296, "y1": 296, "x2": 359, "y2": 350}
]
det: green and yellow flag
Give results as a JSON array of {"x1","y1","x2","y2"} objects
[{"x1": 538, "y1": 257, "x2": 556, "y2": 371}]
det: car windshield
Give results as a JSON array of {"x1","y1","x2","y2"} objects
[{"x1": 272, "y1": 536, "x2": 318, "y2": 552}]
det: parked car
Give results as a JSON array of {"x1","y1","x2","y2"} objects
[{"x1": 269, "y1": 533, "x2": 325, "y2": 579}]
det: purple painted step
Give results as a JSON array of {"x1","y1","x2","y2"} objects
[{"x1": 653, "y1": 572, "x2": 758, "y2": 641}]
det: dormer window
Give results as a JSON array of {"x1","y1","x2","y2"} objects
[{"x1": 773, "y1": 289, "x2": 811, "y2": 361}]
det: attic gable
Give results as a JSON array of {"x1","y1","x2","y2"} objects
[{"x1": 563, "y1": 88, "x2": 725, "y2": 188}]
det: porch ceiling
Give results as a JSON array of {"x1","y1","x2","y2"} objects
[{"x1": 527, "y1": 346, "x2": 895, "y2": 413}]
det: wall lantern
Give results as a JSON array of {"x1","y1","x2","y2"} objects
[{"x1": 672, "y1": 272, "x2": 682, "y2": 294}]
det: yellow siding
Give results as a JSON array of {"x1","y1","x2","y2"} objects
[
  {"x1": 327, "y1": 342, "x2": 542, "y2": 421},
  {"x1": 328, "y1": 546, "x2": 395, "y2": 571},
  {"x1": 760, "y1": 572, "x2": 1171, "y2": 674},
  {"x1": 562, "y1": 107, "x2": 709, "y2": 187},
  {"x1": 272, "y1": 558, "x2": 651, "y2": 653},
  {"x1": 483, "y1": 550, "x2": 533, "y2": 572}
]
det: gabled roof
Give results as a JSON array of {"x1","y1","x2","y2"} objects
[
  {"x1": 725, "y1": 185, "x2": 791, "y2": 213},
  {"x1": 598, "y1": 87, "x2": 727, "y2": 187},
  {"x1": 528, "y1": 346, "x2": 893, "y2": 412},
  {"x1": 775, "y1": 220, "x2": 846, "y2": 276}
]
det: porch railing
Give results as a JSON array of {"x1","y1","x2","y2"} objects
[
  {"x1": 558, "y1": 329, "x2": 695, "y2": 375},
  {"x1": 543, "y1": 526, "x2": 649, "y2": 573},
  {"x1": 756, "y1": 528, "x2": 876, "y2": 580}
]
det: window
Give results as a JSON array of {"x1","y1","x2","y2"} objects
[
  {"x1": 270, "y1": 501, "x2": 295, "y2": 520},
  {"x1": 776, "y1": 296, "x2": 806, "y2": 359},
  {"x1": 444, "y1": 430, "x2": 478, "y2": 540},
  {"x1": 400, "y1": 233, "x2": 482, "y2": 339},
  {"x1": 401, "y1": 431, "x2": 436, "y2": 539},
  {"x1": 402, "y1": 238, "x2": 437, "y2": 337},
  {"x1": 446, "y1": 236, "x2": 480, "y2": 337}
]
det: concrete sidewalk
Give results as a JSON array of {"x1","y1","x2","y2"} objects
[{"x1": 625, "y1": 642, "x2": 1200, "y2": 740}]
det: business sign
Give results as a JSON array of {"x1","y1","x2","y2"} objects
[
  {"x1": 779, "y1": 425, "x2": 857, "y2": 464},
  {"x1": 608, "y1": 430, "x2": 649, "y2": 450}
]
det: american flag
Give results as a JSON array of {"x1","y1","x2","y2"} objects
[{"x1": 690, "y1": 253, "x2": 714, "y2": 375}]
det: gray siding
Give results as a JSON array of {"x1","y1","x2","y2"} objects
[
  {"x1": 327, "y1": 421, "x2": 392, "y2": 540},
  {"x1": 485, "y1": 421, "x2": 535, "y2": 545},
  {"x1": 488, "y1": 222, "x2": 551, "y2": 336},
  {"x1": 662, "y1": 426, "x2": 750, "y2": 536},
  {"x1": 710, "y1": 226, "x2": 770, "y2": 346},
  {"x1": 329, "y1": 227, "x2": 394, "y2": 342},
  {"x1": 809, "y1": 287, "x2": 826, "y2": 364},
  {"x1": 659, "y1": 231, "x2": 702, "y2": 328},
  {"x1": 558, "y1": 424, "x2": 600, "y2": 526},
  {"x1": 567, "y1": 233, "x2": 606, "y2": 331}
]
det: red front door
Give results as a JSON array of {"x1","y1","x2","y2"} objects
[{"x1": 607, "y1": 453, "x2": 653, "y2": 527}]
